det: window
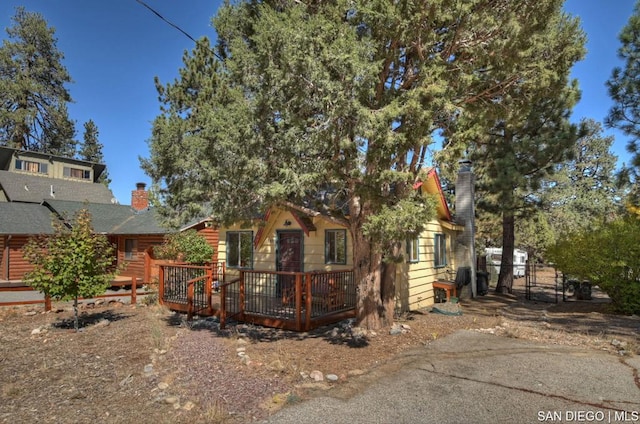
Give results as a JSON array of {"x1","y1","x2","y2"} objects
[
  {"x1": 15, "y1": 159, "x2": 48, "y2": 174},
  {"x1": 124, "y1": 239, "x2": 137, "y2": 260},
  {"x1": 325, "y1": 230, "x2": 346, "y2": 264},
  {"x1": 227, "y1": 231, "x2": 253, "y2": 269},
  {"x1": 434, "y1": 234, "x2": 446, "y2": 268},
  {"x1": 407, "y1": 236, "x2": 419, "y2": 263},
  {"x1": 63, "y1": 166, "x2": 91, "y2": 180}
]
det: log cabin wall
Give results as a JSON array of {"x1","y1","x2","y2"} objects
[
  {"x1": 117, "y1": 235, "x2": 165, "y2": 283},
  {"x1": 1, "y1": 236, "x2": 6, "y2": 280},
  {"x1": 7, "y1": 236, "x2": 34, "y2": 281},
  {"x1": 194, "y1": 224, "x2": 219, "y2": 263}
]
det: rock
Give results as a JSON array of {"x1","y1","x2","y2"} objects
[
  {"x1": 347, "y1": 369, "x2": 365, "y2": 377},
  {"x1": 94, "y1": 319, "x2": 110, "y2": 328},
  {"x1": 309, "y1": 370, "x2": 324, "y2": 382},
  {"x1": 300, "y1": 371, "x2": 309, "y2": 379},
  {"x1": 236, "y1": 347, "x2": 246, "y2": 353},
  {"x1": 389, "y1": 324, "x2": 403, "y2": 335},
  {"x1": 31, "y1": 328, "x2": 41, "y2": 335},
  {"x1": 95, "y1": 299, "x2": 105, "y2": 306},
  {"x1": 24, "y1": 311, "x2": 37, "y2": 316},
  {"x1": 144, "y1": 364, "x2": 154, "y2": 374},
  {"x1": 182, "y1": 401, "x2": 195, "y2": 411},
  {"x1": 326, "y1": 374, "x2": 339, "y2": 382},
  {"x1": 164, "y1": 396, "x2": 179, "y2": 405},
  {"x1": 157, "y1": 382, "x2": 169, "y2": 390},
  {"x1": 401, "y1": 323, "x2": 411, "y2": 330}
]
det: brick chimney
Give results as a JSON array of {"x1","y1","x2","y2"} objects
[{"x1": 131, "y1": 182, "x2": 149, "y2": 211}]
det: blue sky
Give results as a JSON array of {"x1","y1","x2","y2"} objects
[{"x1": 0, "y1": 1, "x2": 636, "y2": 205}]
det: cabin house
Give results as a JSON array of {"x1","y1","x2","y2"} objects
[
  {"x1": 0, "y1": 146, "x2": 217, "y2": 283},
  {"x1": 215, "y1": 167, "x2": 464, "y2": 315}
]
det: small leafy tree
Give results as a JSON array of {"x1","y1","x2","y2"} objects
[
  {"x1": 547, "y1": 216, "x2": 640, "y2": 314},
  {"x1": 24, "y1": 209, "x2": 117, "y2": 331},
  {"x1": 153, "y1": 229, "x2": 214, "y2": 265}
]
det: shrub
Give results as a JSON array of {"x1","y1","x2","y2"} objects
[
  {"x1": 153, "y1": 229, "x2": 214, "y2": 265},
  {"x1": 547, "y1": 216, "x2": 640, "y2": 314}
]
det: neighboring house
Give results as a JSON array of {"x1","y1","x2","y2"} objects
[
  {"x1": 216, "y1": 167, "x2": 465, "y2": 313},
  {"x1": 0, "y1": 146, "x2": 218, "y2": 283}
]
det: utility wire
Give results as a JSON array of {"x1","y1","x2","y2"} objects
[
  {"x1": 135, "y1": 0, "x2": 197, "y2": 43},
  {"x1": 135, "y1": 0, "x2": 224, "y2": 61}
]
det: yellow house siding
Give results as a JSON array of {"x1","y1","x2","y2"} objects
[
  {"x1": 217, "y1": 209, "x2": 352, "y2": 280},
  {"x1": 397, "y1": 219, "x2": 459, "y2": 312}
]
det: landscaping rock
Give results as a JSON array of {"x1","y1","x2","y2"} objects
[{"x1": 309, "y1": 370, "x2": 324, "y2": 382}]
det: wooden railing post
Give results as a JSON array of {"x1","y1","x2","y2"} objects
[
  {"x1": 158, "y1": 265, "x2": 165, "y2": 305},
  {"x1": 295, "y1": 273, "x2": 302, "y2": 331},
  {"x1": 187, "y1": 280, "x2": 194, "y2": 321},
  {"x1": 44, "y1": 294, "x2": 51, "y2": 312},
  {"x1": 304, "y1": 273, "x2": 312, "y2": 331},
  {"x1": 131, "y1": 276, "x2": 137, "y2": 305}
]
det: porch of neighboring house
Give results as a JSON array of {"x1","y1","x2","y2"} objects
[{"x1": 158, "y1": 263, "x2": 357, "y2": 332}]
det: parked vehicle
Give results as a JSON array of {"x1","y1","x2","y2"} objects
[{"x1": 485, "y1": 247, "x2": 528, "y2": 279}]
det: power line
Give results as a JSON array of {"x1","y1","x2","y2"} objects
[{"x1": 135, "y1": 0, "x2": 197, "y2": 43}]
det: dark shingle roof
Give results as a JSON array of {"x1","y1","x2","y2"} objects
[
  {"x1": 0, "y1": 203, "x2": 55, "y2": 235},
  {"x1": 0, "y1": 170, "x2": 115, "y2": 204},
  {"x1": 44, "y1": 200, "x2": 168, "y2": 235}
]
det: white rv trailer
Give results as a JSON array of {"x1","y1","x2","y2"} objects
[{"x1": 485, "y1": 247, "x2": 528, "y2": 279}]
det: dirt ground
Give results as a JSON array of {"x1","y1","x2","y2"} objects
[{"x1": 1, "y1": 278, "x2": 639, "y2": 424}]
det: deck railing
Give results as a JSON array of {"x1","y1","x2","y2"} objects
[{"x1": 158, "y1": 264, "x2": 356, "y2": 331}]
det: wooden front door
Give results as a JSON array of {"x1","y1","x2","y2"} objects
[{"x1": 276, "y1": 230, "x2": 303, "y2": 305}]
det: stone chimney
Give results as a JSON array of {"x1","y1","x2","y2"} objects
[
  {"x1": 131, "y1": 182, "x2": 149, "y2": 211},
  {"x1": 454, "y1": 160, "x2": 477, "y2": 298}
]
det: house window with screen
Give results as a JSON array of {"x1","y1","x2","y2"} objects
[
  {"x1": 15, "y1": 159, "x2": 48, "y2": 174},
  {"x1": 434, "y1": 233, "x2": 446, "y2": 268},
  {"x1": 407, "y1": 236, "x2": 419, "y2": 263},
  {"x1": 124, "y1": 239, "x2": 137, "y2": 260},
  {"x1": 63, "y1": 166, "x2": 91, "y2": 180},
  {"x1": 227, "y1": 231, "x2": 253, "y2": 269},
  {"x1": 325, "y1": 229, "x2": 346, "y2": 264}
]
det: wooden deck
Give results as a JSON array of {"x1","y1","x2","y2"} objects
[{"x1": 158, "y1": 264, "x2": 357, "y2": 332}]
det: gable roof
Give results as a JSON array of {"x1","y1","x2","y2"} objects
[
  {"x1": 43, "y1": 200, "x2": 168, "y2": 235},
  {"x1": 0, "y1": 170, "x2": 115, "y2": 204},
  {"x1": 0, "y1": 202, "x2": 55, "y2": 235},
  {"x1": 412, "y1": 168, "x2": 453, "y2": 222}
]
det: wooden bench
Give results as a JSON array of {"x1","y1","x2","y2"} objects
[{"x1": 433, "y1": 280, "x2": 457, "y2": 302}]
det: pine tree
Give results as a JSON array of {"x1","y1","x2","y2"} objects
[
  {"x1": 143, "y1": 0, "x2": 588, "y2": 329},
  {"x1": 0, "y1": 7, "x2": 76, "y2": 155},
  {"x1": 437, "y1": 10, "x2": 586, "y2": 293},
  {"x1": 606, "y1": 0, "x2": 640, "y2": 209},
  {"x1": 79, "y1": 119, "x2": 110, "y2": 185}
]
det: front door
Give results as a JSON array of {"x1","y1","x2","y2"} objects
[{"x1": 276, "y1": 230, "x2": 303, "y2": 305}]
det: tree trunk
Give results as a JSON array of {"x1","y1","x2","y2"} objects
[
  {"x1": 495, "y1": 212, "x2": 515, "y2": 294},
  {"x1": 353, "y1": 228, "x2": 386, "y2": 330}
]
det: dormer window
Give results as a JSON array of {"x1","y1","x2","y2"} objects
[
  {"x1": 15, "y1": 159, "x2": 48, "y2": 174},
  {"x1": 63, "y1": 166, "x2": 91, "y2": 180}
]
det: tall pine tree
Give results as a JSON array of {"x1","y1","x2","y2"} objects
[
  {"x1": 437, "y1": 9, "x2": 586, "y2": 293},
  {"x1": 0, "y1": 7, "x2": 76, "y2": 155},
  {"x1": 79, "y1": 119, "x2": 110, "y2": 185},
  {"x1": 606, "y1": 0, "x2": 640, "y2": 212}
]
